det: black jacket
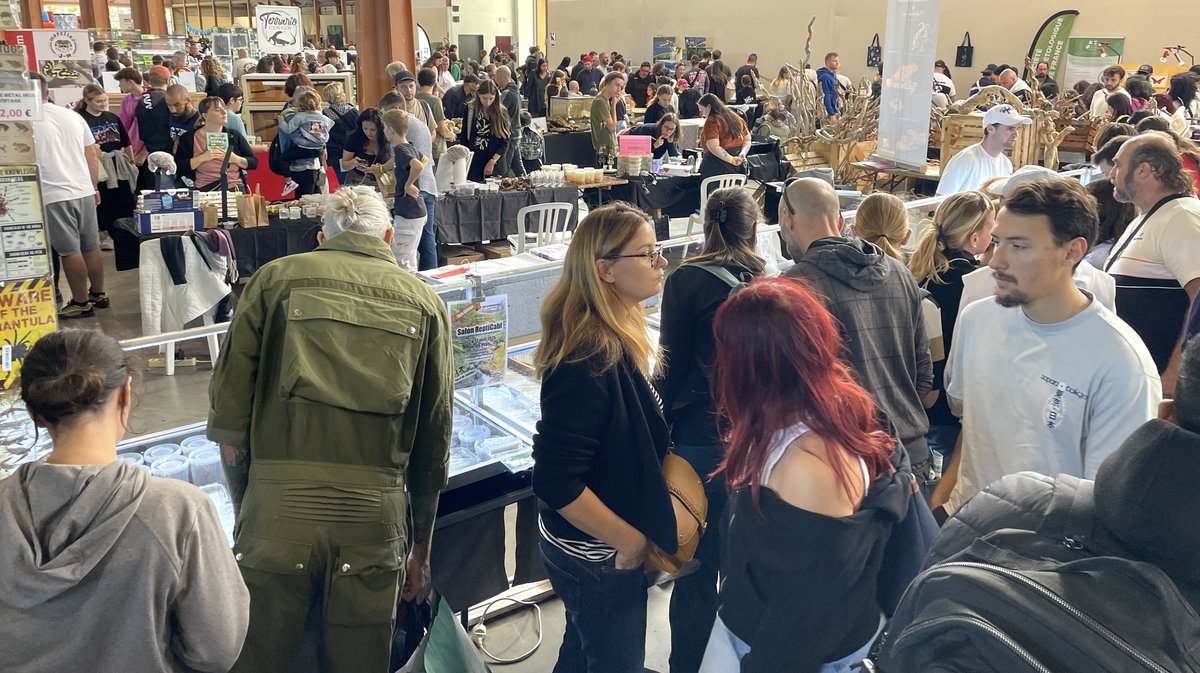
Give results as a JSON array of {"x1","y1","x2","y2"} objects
[
  {"x1": 929, "y1": 418, "x2": 1200, "y2": 610},
  {"x1": 532, "y1": 353, "x2": 678, "y2": 554},
  {"x1": 921, "y1": 249, "x2": 977, "y2": 427},
  {"x1": 719, "y1": 443, "x2": 913, "y2": 673},
  {"x1": 442, "y1": 84, "x2": 470, "y2": 120},
  {"x1": 785, "y1": 237, "x2": 933, "y2": 444},
  {"x1": 135, "y1": 88, "x2": 173, "y2": 154},
  {"x1": 678, "y1": 88, "x2": 703, "y2": 119}
]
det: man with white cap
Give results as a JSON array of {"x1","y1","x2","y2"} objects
[{"x1": 936, "y1": 104, "x2": 1032, "y2": 196}]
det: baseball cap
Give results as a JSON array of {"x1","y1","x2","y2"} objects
[
  {"x1": 983, "y1": 104, "x2": 1033, "y2": 128},
  {"x1": 935, "y1": 59, "x2": 949, "y2": 69},
  {"x1": 982, "y1": 63, "x2": 999, "y2": 74},
  {"x1": 461, "y1": 73, "x2": 480, "y2": 85},
  {"x1": 582, "y1": 55, "x2": 593, "y2": 63},
  {"x1": 985, "y1": 164, "x2": 1061, "y2": 199},
  {"x1": 1137, "y1": 64, "x2": 1154, "y2": 76},
  {"x1": 148, "y1": 65, "x2": 172, "y2": 80},
  {"x1": 393, "y1": 70, "x2": 415, "y2": 85}
]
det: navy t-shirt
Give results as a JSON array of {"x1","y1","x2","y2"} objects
[{"x1": 392, "y1": 142, "x2": 428, "y2": 220}]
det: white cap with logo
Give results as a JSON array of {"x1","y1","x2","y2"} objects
[{"x1": 982, "y1": 104, "x2": 1034, "y2": 128}]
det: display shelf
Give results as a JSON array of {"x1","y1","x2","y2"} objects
[{"x1": 239, "y1": 72, "x2": 357, "y2": 142}]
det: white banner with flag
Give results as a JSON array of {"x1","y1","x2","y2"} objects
[{"x1": 874, "y1": 0, "x2": 941, "y2": 169}]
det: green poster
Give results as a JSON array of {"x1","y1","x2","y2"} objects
[
  {"x1": 1063, "y1": 37, "x2": 1125, "y2": 87},
  {"x1": 1027, "y1": 10, "x2": 1078, "y2": 85},
  {"x1": 449, "y1": 294, "x2": 507, "y2": 389}
]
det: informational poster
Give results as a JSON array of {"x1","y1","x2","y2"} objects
[
  {"x1": 1027, "y1": 10, "x2": 1078, "y2": 85},
  {"x1": 0, "y1": 275, "x2": 57, "y2": 391},
  {"x1": 31, "y1": 29, "x2": 88, "y2": 61},
  {"x1": 1063, "y1": 37, "x2": 1125, "y2": 86},
  {"x1": 875, "y1": 0, "x2": 942, "y2": 169},
  {"x1": 653, "y1": 36, "x2": 678, "y2": 63},
  {"x1": 449, "y1": 294, "x2": 508, "y2": 389},
  {"x1": 0, "y1": 167, "x2": 48, "y2": 281},
  {"x1": 255, "y1": 5, "x2": 302, "y2": 55},
  {"x1": 684, "y1": 37, "x2": 707, "y2": 62}
]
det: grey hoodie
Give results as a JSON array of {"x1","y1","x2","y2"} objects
[
  {"x1": 0, "y1": 460, "x2": 249, "y2": 672},
  {"x1": 786, "y1": 236, "x2": 933, "y2": 443}
]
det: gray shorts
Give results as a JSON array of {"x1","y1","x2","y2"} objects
[{"x1": 45, "y1": 195, "x2": 100, "y2": 256}]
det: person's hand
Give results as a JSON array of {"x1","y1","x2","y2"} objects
[
  {"x1": 614, "y1": 532, "x2": 650, "y2": 570},
  {"x1": 208, "y1": 148, "x2": 226, "y2": 163},
  {"x1": 730, "y1": 154, "x2": 745, "y2": 166},
  {"x1": 606, "y1": 118, "x2": 616, "y2": 132},
  {"x1": 484, "y1": 159, "x2": 496, "y2": 177},
  {"x1": 405, "y1": 183, "x2": 419, "y2": 198},
  {"x1": 94, "y1": 191, "x2": 101, "y2": 206},
  {"x1": 654, "y1": 136, "x2": 665, "y2": 148},
  {"x1": 400, "y1": 545, "x2": 432, "y2": 603}
]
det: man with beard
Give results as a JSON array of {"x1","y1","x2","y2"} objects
[
  {"x1": 1106, "y1": 132, "x2": 1200, "y2": 394},
  {"x1": 937, "y1": 104, "x2": 1031, "y2": 195},
  {"x1": 936, "y1": 177, "x2": 1160, "y2": 517}
]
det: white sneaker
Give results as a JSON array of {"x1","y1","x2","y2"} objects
[{"x1": 281, "y1": 179, "x2": 299, "y2": 197}]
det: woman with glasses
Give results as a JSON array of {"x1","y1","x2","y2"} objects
[
  {"x1": 532, "y1": 202, "x2": 675, "y2": 673},
  {"x1": 698, "y1": 93, "x2": 751, "y2": 180},
  {"x1": 656, "y1": 187, "x2": 766, "y2": 671},
  {"x1": 177, "y1": 96, "x2": 258, "y2": 191}
]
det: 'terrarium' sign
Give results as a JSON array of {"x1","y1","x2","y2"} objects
[{"x1": 255, "y1": 5, "x2": 302, "y2": 54}]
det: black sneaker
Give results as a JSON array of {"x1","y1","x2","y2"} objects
[
  {"x1": 59, "y1": 300, "x2": 95, "y2": 320},
  {"x1": 88, "y1": 291, "x2": 110, "y2": 309}
]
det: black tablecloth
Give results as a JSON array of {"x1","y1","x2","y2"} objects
[
  {"x1": 435, "y1": 186, "x2": 579, "y2": 244},
  {"x1": 111, "y1": 215, "x2": 321, "y2": 278},
  {"x1": 544, "y1": 131, "x2": 598, "y2": 167},
  {"x1": 606, "y1": 174, "x2": 702, "y2": 218}
]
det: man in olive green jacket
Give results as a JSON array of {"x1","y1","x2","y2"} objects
[{"x1": 207, "y1": 186, "x2": 453, "y2": 673}]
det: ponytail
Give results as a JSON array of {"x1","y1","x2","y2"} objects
[{"x1": 907, "y1": 222, "x2": 947, "y2": 284}]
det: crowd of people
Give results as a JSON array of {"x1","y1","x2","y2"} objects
[{"x1": 13, "y1": 32, "x2": 1200, "y2": 673}]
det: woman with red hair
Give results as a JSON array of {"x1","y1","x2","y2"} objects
[{"x1": 700, "y1": 276, "x2": 914, "y2": 673}]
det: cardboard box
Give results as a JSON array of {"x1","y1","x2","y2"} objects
[
  {"x1": 471, "y1": 242, "x2": 512, "y2": 260},
  {"x1": 439, "y1": 244, "x2": 485, "y2": 266},
  {"x1": 137, "y1": 210, "x2": 205, "y2": 235}
]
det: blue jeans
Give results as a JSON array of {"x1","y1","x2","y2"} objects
[
  {"x1": 669, "y1": 442, "x2": 729, "y2": 673},
  {"x1": 418, "y1": 191, "x2": 438, "y2": 270},
  {"x1": 539, "y1": 537, "x2": 650, "y2": 673}
]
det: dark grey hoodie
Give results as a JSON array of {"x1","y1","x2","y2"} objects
[
  {"x1": 786, "y1": 236, "x2": 934, "y2": 444},
  {"x1": 0, "y1": 460, "x2": 249, "y2": 672}
]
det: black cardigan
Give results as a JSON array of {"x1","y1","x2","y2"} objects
[
  {"x1": 532, "y1": 353, "x2": 678, "y2": 554},
  {"x1": 176, "y1": 127, "x2": 259, "y2": 188}
]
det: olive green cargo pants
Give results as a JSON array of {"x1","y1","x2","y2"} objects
[{"x1": 229, "y1": 460, "x2": 409, "y2": 673}]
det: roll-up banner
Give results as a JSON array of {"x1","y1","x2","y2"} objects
[
  {"x1": 1026, "y1": 10, "x2": 1079, "y2": 86},
  {"x1": 875, "y1": 0, "x2": 942, "y2": 169}
]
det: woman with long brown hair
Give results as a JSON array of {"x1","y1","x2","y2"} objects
[
  {"x1": 532, "y1": 202, "x2": 675, "y2": 672},
  {"x1": 700, "y1": 276, "x2": 911, "y2": 672},
  {"x1": 458, "y1": 79, "x2": 510, "y2": 181},
  {"x1": 697, "y1": 93, "x2": 750, "y2": 180}
]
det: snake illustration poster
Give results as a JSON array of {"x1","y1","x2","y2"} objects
[{"x1": 449, "y1": 294, "x2": 508, "y2": 389}]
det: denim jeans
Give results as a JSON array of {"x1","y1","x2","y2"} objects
[
  {"x1": 669, "y1": 442, "x2": 729, "y2": 673},
  {"x1": 539, "y1": 537, "x2": 650, "y2": 673},
  {"x1": 418, "y1": 191, "x2": 438, "y2": 271},
  {"x1": 925, "y1": 423, "x2": 961, "y2": 465},
  {"x1": 699, "y1": 613, "x2": 882, "y2": 673}
]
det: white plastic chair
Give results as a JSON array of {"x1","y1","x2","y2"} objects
[
  {"x1": 512, "y1": 202, "x2": 575, "y2": 253},
  {"x1": 686, "y1": 174, "x2": 748, "y2": 235}
]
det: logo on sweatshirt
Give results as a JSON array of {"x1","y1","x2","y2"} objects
[{"x1": 1040, "y1": 374, "x2": 1088, "y2": 429}]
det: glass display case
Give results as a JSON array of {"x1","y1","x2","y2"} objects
[{"x1": 547, "y1": 96, "x2": 594, "y2": 133}]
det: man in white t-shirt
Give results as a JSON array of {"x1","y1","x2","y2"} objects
[
  {"x1": 1089, "y1": 65, "x2": 1131, "y2": 120},
  {"x1": 936, "y1": 104, "x2": 1032, "y2": 196},
  {"x1": 936, "y1": 177, "x2": 1161, "y2": 515},
  {"x1": 933, "y1": 59, "x2": 956, "y2": 101},
  {"x1": 30, "y1": 73, "x2": 105, "y2": 320},
  {"x1": 1107, "y1": 132, "x2": 1200, "y2": 394}
]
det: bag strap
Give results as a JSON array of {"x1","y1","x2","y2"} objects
[
  {"x1": 687, "y1": 262, "x2": 745, "y2": 289},
  {"x1": 870, "y1": 34, "x2": 881, "y2": 48},
  {"x1": 1104, "y1": 193, "x2": 1189, "y2": 272},
  {"x1": 961, "y1": 32, "x2": 972, "y2": 47}
]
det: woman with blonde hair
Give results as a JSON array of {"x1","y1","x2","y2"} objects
[
  {"x1": 852, "y1": 192, "x2": 910, "y2": 261},
  {"x1": 532, "y1": 202, "x2": 676, "y2": 673},
  {"x1": 906, "y1": 190, "x2": 995, "y2": 461},
  {"x1": 201, "y1": 57, "x2": 229, "y2": 97}
]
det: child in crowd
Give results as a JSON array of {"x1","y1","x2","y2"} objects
[
  {"x1": 382, "y1": 108, "x2": 427, "y2": 270},
  {"x1": 518, "y1": 111, "x2": 545, "y2": 173},
  {"x1": 277, "y1": 88, "x2": 330, "y2": 197}
]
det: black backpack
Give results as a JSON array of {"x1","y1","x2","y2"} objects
[
  {"x1": 268, "y1": 133, "x2": 325, "y2": 177},
  {"x1": 873, "y1": 476, "x2": 1200, "y2": 673}
]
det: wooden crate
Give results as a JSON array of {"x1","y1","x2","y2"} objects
[
  {"x1": 940, "y1": 112, "x2": 1038, "y2": 169},
  {"x1": 1058, "y1": 123, "x2": 1093, "y2": 153}
]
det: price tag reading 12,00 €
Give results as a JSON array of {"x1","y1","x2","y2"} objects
[{"x1": 0, "y1": 90, "x2": 40, "y2": 120}]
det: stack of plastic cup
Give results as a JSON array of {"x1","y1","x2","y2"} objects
[
  {"x1": 117, "y1": 452, "x2": 144, "y2": 467},
  {"x1": 189, "y1": 448, "x2": 224, "y2": 487},
  {"x1": 181, "y1": 435, "x2": 216, "y2": 456},
  {"x1": 144, "y1": 444, "x2": 182, "y2": 464},
  {"x1": 150, "y1": 455, "x2": 190, "y2": 481}
]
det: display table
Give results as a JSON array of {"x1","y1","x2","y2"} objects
[
  {"x1": 606, "y1": 174, "x2": 702, "y2": 218},
  {"x1": 544, "y1": 131, "x2": 598, "y2": 167},
  {"x1": 436, "y1": 186, "x2": 579, "y2": 245},
  {"x1": 244, "y1": 151, "x2": 340, "y2": 201},
  {"x1": 852, "y1": 160, "x2": 941, "y2": 193}
]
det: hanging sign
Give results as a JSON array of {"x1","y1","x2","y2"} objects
[
  {"x1": 449, "y1": 294, "x2": 508, "y2": 389},
  {"x1": 875, "y1": 0, "x2": 942, "y2": 168},
  {"x1": 31, "y1": 29, "x2": 88, "y2": 61},
  {"x1": 1026, "y1": 10, "x2": 1079, "y2": 85},
  {"x1": 255, "y1": 4, "x2": 302, "y2": 55},
  {"x1": 0, "y1": 167, "x2": 49, "y2": 281},
  {"x1": 0, "y1": 275, "x2": 58, "y2": 391}
]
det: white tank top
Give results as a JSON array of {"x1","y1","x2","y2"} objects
[{"x1": 760, "y1": 422, "x2": 870, "y2": 495}]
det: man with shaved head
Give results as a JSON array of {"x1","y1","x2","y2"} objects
[{"x1": 780, "y1": 178, "x2": 935, "y2": 490}]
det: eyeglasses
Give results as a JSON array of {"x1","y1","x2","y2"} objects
[{"x1": 604, "y1": 245, "x2": 664, "y2": 265}]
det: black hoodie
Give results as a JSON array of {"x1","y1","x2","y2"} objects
[{"x1": 785, "y1": 237, "x2": 933, "y2": 444}]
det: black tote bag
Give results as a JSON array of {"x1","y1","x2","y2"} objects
[
  {"x1": 867, "y1": 34, "x2": 882, "y2": 68},
  {"x1": 955, "y1": 32, "x2": 973, "y2": 68}
]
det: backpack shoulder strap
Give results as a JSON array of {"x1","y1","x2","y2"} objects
[
  {"x1": 687, "y1": 262, "x2": 745, "y2": 289},
  {"x1": 1038, "y1": 474, "x2": 1099, "y2": 551}
]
